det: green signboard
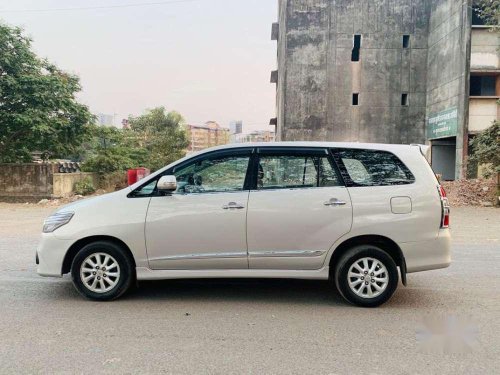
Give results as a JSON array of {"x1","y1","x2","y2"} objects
[{"x1": 426, "y1": 107, "x2": 458, "y2": 140}]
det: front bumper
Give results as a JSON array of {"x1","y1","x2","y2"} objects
[
  {"x1": 36, "y1": 233, "x2": 74, "y2": 277},
  {"x1": 401, "y1": 229, "x2": 451, "y2": 273}
]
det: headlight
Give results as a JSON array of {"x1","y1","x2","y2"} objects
[{"x1": 43, "y1": 211, "x2": 74, "y2": 233}]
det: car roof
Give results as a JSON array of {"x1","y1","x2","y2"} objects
[{"x1": 197, "y1": 141, "x2": 422, "y2": 153}]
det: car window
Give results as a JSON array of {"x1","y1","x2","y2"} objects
[
  {"x1": 132, "y1": 179, "x2": 158, "y2": 197},
  {"x1": 258, "y1": 154, "x2": 341, "y2": 189},
  {"x1": 173, "y1": 155, "x2": 250, "y2": 194},
  {"x1": 336, "y1": 149, "x2": 415, "y2": 186}
]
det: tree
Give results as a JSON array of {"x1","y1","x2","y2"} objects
[
  {"x1": 82, "y1": 108, "x2": 189, "y2": 174},
  {"x1": 473, "y1": 1, "x2": 500, "y2": 28},
  {"x1": 469, "y1": 121, "x2": 500, "y2": 178},
  {"x1": 128, "y1": 107, "x2": 189, "y2": 171},
  {"x1": 80, "y1": 125, "x2": 138, "y2": 174},
  {"x1": 0, "y1": 22, "x2": 93, "y2": 162}
]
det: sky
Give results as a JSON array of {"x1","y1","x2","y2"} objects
[{"x1": 0, "y1": 0, "x2": 278, "y2": 131}]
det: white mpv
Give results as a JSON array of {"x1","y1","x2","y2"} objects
[{"x1": 37, "y1": 142, "x2": 451, "y2": 307}]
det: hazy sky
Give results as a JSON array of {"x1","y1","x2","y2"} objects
[{"x1": 0, "y1": 0, "x2": 278, "y2": 131}]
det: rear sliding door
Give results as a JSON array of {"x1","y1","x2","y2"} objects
[{"x1": 246, "y1": 148, "x2": 353, "y2": 270}]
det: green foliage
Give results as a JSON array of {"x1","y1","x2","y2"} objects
[
  {"x1": 0, "y1": 22, "x2": 93, "y2": 162},
  {"x1": 81, "y1": 107, "x2": 189, "y2": 174},
  {"x1": 469, "y1": 121, "x2": 500, "y2": 178},
  {"x1": 128, "y1": 107, "x2": 189, "y2": 171},
  {"x1": 74, "y1": 177, "x2": 95, "y2": 196},
  {"x1": 81, "y1": 125, "x2": 137, "y2": 174},
  {"x1": 474, "y1": 1, "x2": 500, "y2": 28}
]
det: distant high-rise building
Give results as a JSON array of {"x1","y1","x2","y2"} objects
[
  {"x1": 96, "y1": 113, "x2": 114, "y2": 127},
  {"x1": 229, "y1": 120, "x2": 243, "y2": 135},
  {"x1": 186, "y1": 121, "x2": 230, "y2": 152}
]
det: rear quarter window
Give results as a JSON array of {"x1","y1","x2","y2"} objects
[{"x1": 333, "y1": 149, "x2": 415, "y2": 187}]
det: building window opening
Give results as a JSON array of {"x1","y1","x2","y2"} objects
[
  {"x1": 401, "y1": 93, "x2": 409, "y2": 106},
  {"x1": 351, "y1": 35, "x2": 361, "y2": 62},
  {"x1": 472, "y1": 7, "x2": 486, "y2": 26},
  {"x1": 352, "y1": 93, "x2": 359, "y2": 106},
  {"x1": 470, "y1": 76, "x2": 497, "y2": 96},
  {"x1": 403, "y1": 35, "x2": 410, "y2": 48}
]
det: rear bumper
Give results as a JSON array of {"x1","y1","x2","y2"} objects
[
  {"x1": 401, "y1": 229, "x2": 451, "y2": 273},
  {"x1": 36, "y1": 233, "x2": 74, "y2": 277}
]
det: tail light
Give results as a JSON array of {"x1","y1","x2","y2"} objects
[{"x1": 437, "y1": 185, "x2": 450, "y2": 228}]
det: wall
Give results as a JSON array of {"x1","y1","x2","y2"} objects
[
  {"x1": 425, "y1": 0, "x2": 471, "y2": 179},
  {"x1": 0, "y1": 164, "x2": 98, "y2": 199},
  {"x1": 471, "y1": 27, "x2": 500, "y2": 70},
  {"x1": 52, "y1": 173, "x2": 99, "y2": 198},
  {"x1": 0, "y1": 164, "x2": 56, "y2": 199},
  {"x1": 469, "y1": 97, "x2": 498, "y2": 132},
  {"x1": 276, "y1": 0, "x2": 430, "y2": 144}
]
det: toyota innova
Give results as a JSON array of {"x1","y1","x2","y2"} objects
[{"x1": 37, "y1": 142, "x2": 451, "y2": 307}]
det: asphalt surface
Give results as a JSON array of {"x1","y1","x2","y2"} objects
[{"x1": 0, "y1": 203, "x2": 499, "y2": 374}]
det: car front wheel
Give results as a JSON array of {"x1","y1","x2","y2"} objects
[
  {"x1": 334, "y1": 245, "x2": 399, "y2": 307},
  {"x1": 71, "y1": 241, "x2": 134, "y2": 301}
]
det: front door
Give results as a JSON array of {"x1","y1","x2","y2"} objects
[
  {"x1": 145, "y1": 150, "x2": 252, "y2": 270},
  {"x1": 247, "y1": 148, "x2": 353, "y2": 270}
]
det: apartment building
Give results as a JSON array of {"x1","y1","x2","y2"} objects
[
  {"x1": 186, "y1": 121, "x2": 230, "y2": 152},
  {"x1": 233, "y1": 130, "x2": 276, "y2": 143}
]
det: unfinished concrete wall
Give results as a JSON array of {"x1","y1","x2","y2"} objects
[
  {"x1": 277, "y1": 0, "x2": 331, "y2": 141},
  {"x1": 276, "y1": 0, "x2": 430, "y2": 143},
  {"x1": 471, "y1": 28, "x2": 500, "y2": 70},
  {"x1": 0, "y1": 164, "x2": 98, "y2": 199},
  {"x1": 276, "y1": 0, "x2": 288, "y2": 141},
  {"x1": 0, "y1": 164, "x2": 56, "y2": 199},
  {"x1": 52, "y1": 173, "x2": 99, "y2": 198},
  {"x1": 426, "y1": 0, "x2": 471, "y2": 179}
]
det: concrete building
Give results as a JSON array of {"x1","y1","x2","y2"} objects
[
  {"x1": 229, "y1": 120, "x2": 243, "y2": 135},
  {"x1": 233, "y1": 130, "x2": 276, "y2": 143},
  {"x1": 229, "y1": 120, "x2": 244, "y2": 143},
  {"x1": 271, "y1": 0, "x2": 499, "y2": 180},
  {"x1": 468, "y1": 12, "x2": 500, "y2": 177},
  {"x1": 186, "y1": 121, "x2": 230, "y2": 152}
]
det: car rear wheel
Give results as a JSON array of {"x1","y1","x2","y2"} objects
[
  {"x1": 334, "y1": 245, "x2": 399, "y2": 307},
  {"x1": 71, "y1": 241, "x2": 134, "y2": 301}
]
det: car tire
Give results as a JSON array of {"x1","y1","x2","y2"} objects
[
  {"x1": 334, "y1": 245, "x2": 399, "y2": 307},
  {"x1": 71, "y1": 241, "x2": 134, "y2": 301}
]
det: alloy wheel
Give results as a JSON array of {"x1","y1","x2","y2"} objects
[
  {"x1": 347, "y1": 257, "x2": 389, "y2": 299},
  {"x1": 79, "y1": 252, "x2": 121, "y2": 293}
]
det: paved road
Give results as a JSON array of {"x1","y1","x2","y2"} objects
[{"x1": 0, "y1": 203, "x2": 499, "y2": 374}]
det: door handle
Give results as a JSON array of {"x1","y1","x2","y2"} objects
[
  {"x1": 324, "y1": 198, "x2": 347, "y2": 206},
  {"x1": 222, "y1": 202, "x2": 245, "y2": 210}
]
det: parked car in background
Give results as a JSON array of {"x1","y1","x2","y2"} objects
[{"x1": 37, "y1": 142, "x2": 451, "y2": 307}]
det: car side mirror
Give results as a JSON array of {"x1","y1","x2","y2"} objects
[{"x1": 157, "y1": 175, "x2": 177, "y2": 193}]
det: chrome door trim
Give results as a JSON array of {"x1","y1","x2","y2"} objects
[
  {"x1": 172, "y1": 190, "x2": 250, "y2": 197},
  {"x1": 248, "y1": 250, "x2": 326, "y2": 258},
  {"x1": 149, "y1": 252, "x2": 247, "y2": 262},
  {"x1": 249, "y1": 186, "x2": 348, "y2": 193}
]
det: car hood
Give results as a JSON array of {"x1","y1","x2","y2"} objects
[{"x1": 55, "y1": 189, "x2": 128, "y2": 214}]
